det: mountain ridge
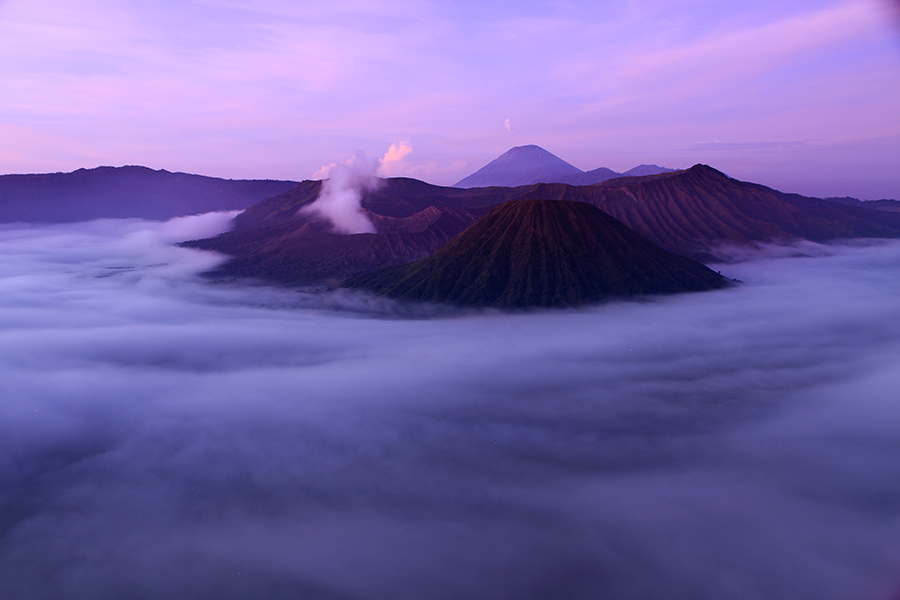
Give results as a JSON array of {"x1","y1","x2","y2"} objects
[
  {"x1": 183, "y1": 164, "x2": 900, "y2": 286},
  {"x1": 824, "y1": 196, "x2": 900, "y2": 213},
  {"x1": 0, "y1": 165, "x2": 299, "y2": 223},
  {"x1": 454, "y1": 145, "x2": 674, "y2": 188}
]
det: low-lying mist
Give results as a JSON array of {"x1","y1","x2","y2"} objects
[{"x1": 2, "y1": 214, "x2": 900, "y2": 600}]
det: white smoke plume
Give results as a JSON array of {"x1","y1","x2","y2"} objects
[
  {"x1": 301, "y1": 151, "x2": 381, "y2": 234},
  {"x1": 302, "y1": 144, "x2": 415, "y2": 234}
]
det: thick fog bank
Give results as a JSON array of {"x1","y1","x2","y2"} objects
[{"x1": 2, "y1": 215, "x2": 900, "y2": 599}]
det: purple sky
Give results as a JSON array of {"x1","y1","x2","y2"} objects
[{"x1": 1, "y1": 0, "x2": 899, "y2": 198}]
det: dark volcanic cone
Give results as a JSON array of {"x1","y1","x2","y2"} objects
[{"x1": 345, "y1": 199, "x2": 731, "y2": 308}]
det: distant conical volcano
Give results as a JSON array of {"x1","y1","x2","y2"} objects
[
  {"x1": 454, "y1": 145, "x2": 583, "y2": 188},
  {"x1": 345, "y1": 199, "x2": 731, "y2": 308}
]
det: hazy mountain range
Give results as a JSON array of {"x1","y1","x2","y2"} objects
[
  {"x1": 2, "y1": 149, "x2": 895, "y2": 225},
  {"x1": 0, "y1": 166, "x2": 297, "y2": 223},
  {"x1": 6, "y1": 151, "x2": 900, "y2": 308},
  {"x1": 184, "y1": 165, "x2": 900, "y2": 293},
  {"x1": 454, "y1": 145, "x2": 674, "y2": 188},
  {"x1": 825, "y1": 196, "x2": 900, "y2": 213}
]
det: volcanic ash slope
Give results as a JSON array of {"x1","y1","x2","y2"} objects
[{"x1": 346, "y1": 199, "x2": 731, "y2": 308}]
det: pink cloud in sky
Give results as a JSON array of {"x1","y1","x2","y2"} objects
[{"x1": 378, "y1": 142, "x2": 413, "y2": 176}]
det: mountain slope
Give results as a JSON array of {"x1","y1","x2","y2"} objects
[
  {"x1": 454, "y1": 145, "x2": 583, "y2": 188},
  {"x1": 620, "y1": 164, "x2": 675, "y2": 177},
  {"x1": 825, "y1": 197, "x2": 900, "y2": 213},
  {"x1": 0, "y1": 166, "x2": 298, "y2": 223},
  {"x1": 555, "y1": 167, "x2": 620, "y2": 186},
  {"x1": 345, "y1": 199, "x2": 730, "y2": 308},
  {"x1": 554, "y1": 165, "x2": 675, "y2": 186},
  {"x1": 185, "y1": 165, "x2": 900, "y2": 287},
  {"x1": 566, "y1": 165, "x2": 900, "y2": 259},
  {"x1": 182, "y1": 178, "x2": 509, "y2": 284},
  {"x1": 185, "y1": 203, "x2": 490, "y2": 285},
  {"x1": 454, "y1": 146, "x2": 677, "y2": 187}
]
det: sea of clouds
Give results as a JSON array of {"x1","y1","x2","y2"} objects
[{"x1": 2, "y1": 213, "x2": 900, "y2": 600}]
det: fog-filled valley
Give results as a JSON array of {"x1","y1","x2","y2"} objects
[{"x1": 3, "y1": 213, "x2": 900, "y2": 599}]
